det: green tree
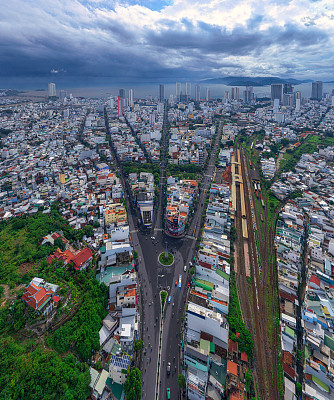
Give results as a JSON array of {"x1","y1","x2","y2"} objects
[
  {"x1": 83, "y1": 224, "x2": 94, "y2": 237},
  {"x1": 177, "y1": 373, "x2": 186, "y2": 389},
  {"x1": 134, "y1": 339, "x2": 144, "y2": 353},
  {"x1": 0, "y1": 336, "x2": 90, "y2": 400},
  {"x1": 160, "y1": 290, "x2": 167, "y2": 307},
  {"x1": 54, "y1": 236, "x2": 66, "y2": 251},
  {"x1": 124, "y1": 367, "x2": 142, "y2": 400},
  {"x1": 189, "y1": 267, "x2": 195, "y2": 275}
]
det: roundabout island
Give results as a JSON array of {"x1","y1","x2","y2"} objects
[{"x1": 158, "y1": 252, "x2": 174, "y2": 266}]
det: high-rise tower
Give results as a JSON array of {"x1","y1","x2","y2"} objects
[
  {"x1": 176, "y1": 82, "x2": 181, "y2": 101},
  {"x1": 271, "y1": 84, "x2": 283, "y2": 103},
  {"x1": 186, "y1": 82, "x2": 191, "y2": 100},
  {"x1": 159, "y1": 84, "x2": 164, "y2": 102},
  {"x1": 231, "y1": 87, "x2": 239, "y2": 100},
  {"x1": 195, "y1": 85, "x2": 200, "y2": 101},
  {"x1": 311, "y1": 81, "x2": 323, "y2": 101},
  {"x1": 129, "y1": 89, "x2": 134, "y2": 107},
  {"x1": 206, "y1": 88, "x2": 210, "y2": 101},
  {"x1": 48, "y1": 82, "x2": 56, "y2": 98}
]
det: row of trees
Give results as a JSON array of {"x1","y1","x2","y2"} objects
[
  {"x1": 122, "y1": 162, "x2": 160, "y2": 177},
  {"x1": 227, "y1": 269, "x2": 254, "y2": 358}
]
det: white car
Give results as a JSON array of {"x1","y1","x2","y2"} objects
[
  {"x1": 184, "y1": 265, "x2": 187, "y2": 272},
  {"x1": 151, "y1": 236, "x2": 155, "y2": 240}
]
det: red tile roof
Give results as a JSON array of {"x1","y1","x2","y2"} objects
[
  {"x1": 52, "y1": 295, "x2": 61, "y2": 303},
  {"x1": 227, "y1": 360, "x2": 238, "y2": 376},
  {"x1": 22, "y1": 283, "x2": 53, "y2": 310},
  {"x1": 47, "y1": 247, "x2": 92, "y2": 270},
  {"x1": 72, "y1": 247, "x2": 93, "y2": 270},
  {"x1": 283, "y1": 351, "x2": 293, "y2": 367},
  {"x1": 283, "y1": 362, "x2": 295, "y2": 379}
]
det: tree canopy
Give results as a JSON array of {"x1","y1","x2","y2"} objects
[
  {"x1": 0, "y1": 335, "x2": 90, "y2": 400},
  {"x1": 124, "y1": 367, "x2": 142, "y2": 400}
]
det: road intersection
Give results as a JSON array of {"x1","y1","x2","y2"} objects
[{"x1": 105, "y1": 109, "x2": 223, "y2": 399}]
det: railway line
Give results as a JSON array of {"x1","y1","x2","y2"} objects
[
  {"x1": 244, "y1": 149, "x2": 280, "y2": 397},
  {"x1": 233, "y1": 145, "x2": 279, "y2": 399}
]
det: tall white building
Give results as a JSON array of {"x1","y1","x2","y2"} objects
[
  {"x1": 195, "y1": 84, "x2": 200, "y2": 101},
  {"x1": 48, "y1": 82, "x2": 56, "y2": 98},
  {"x1": 231, "y1": 87, "x2": 239, "y2": 100},
  {"x1": 295, "y1": 98, "x2": 301, "y2": 112},
  {"x1": 186, "y1": 82, "x2": 191, "y2": 99},
  {"x1": 176, "y1": 82, "x2": 181, "y2": 100},
  {"x1": 206, "y1": 88, "x2": 210, "y2": 101},
  {"x1": 129, "y1": 89, "x2": 134, "y2": 107}
]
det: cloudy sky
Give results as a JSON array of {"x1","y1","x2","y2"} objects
[{"x1": 1, "y1": 0, "x2": 334, "y2": 86}]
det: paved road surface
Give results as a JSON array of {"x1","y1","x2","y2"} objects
[{"x1": 105, "y1": 110, "x2": 223, "y2": 399}]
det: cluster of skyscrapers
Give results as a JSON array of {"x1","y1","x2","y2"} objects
[
  {"x1": 47, "y1": 80, "x2": 328, "y2": 111},
  {"x1": 270, "y1": 81, "x2": 324, "y2": 110}
]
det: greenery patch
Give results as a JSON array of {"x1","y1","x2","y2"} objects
[{"x1": 158, "y1": 252, "x2": 174, "y2": 266}]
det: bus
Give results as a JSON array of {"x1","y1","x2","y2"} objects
[{"x1": 178, "y1": 274, "x2": 182, "y2": 289}]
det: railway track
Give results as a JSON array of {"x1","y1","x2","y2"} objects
[{"x1": 234, "y1": 145, "x2": 279, "y2": 399}]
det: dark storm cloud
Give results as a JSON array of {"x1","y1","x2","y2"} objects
[
  {"x1": 146, "y1": 19, "x2": 328, "y2": 55},
  {"x1": 0, "y1": 0, "x2": 331, "y2": 82}
]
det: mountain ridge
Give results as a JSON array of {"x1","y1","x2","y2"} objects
[{"x1": 199, "y1": 76, "x2": 312, "y2": 86}]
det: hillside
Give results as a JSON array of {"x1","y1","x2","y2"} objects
[{"x1": 0, "y1": 208, "x2": 108, "y2": 400}]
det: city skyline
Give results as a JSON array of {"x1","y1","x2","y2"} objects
[{"x1": 1, "y1": 0, "x2": 334, "y2": 88}]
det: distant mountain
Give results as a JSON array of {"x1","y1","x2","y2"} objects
[{"x1": 200, "y1": 76, "x2": 311, "y2": 86}]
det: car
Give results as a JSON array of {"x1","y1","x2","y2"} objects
[
  {"x1": 187, "y1": 282, "x2": 190, "y2": 288},
  {"x1": 167, "y1": 388, "x2": 171, "y2": 399},
  {"x1": 184, "y1": 265, "x2": 187, "y2": 272},
  {"x1": 151, "y1": 236, "x2": 155, "y2": 240},
  {"x1": 167, "y1": 362, "x2": 171, "y2": 375},
  {"x1": 175, "y1": 280, "x2": 177, "y2": 286},
  {"x1": 144, "y1": 347, "x2": 147, "y2": 355},
  {"x1": 168, "y1": 296, "x2": 171, "y2": 304}
]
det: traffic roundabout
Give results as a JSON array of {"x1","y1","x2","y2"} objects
[{"x1": 158, "y1": 252, "x2": 174, "y2": 266}]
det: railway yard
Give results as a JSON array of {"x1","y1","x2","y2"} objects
[{"x1": 232, "y1": 146, "x2": 280, "y2": 399}]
